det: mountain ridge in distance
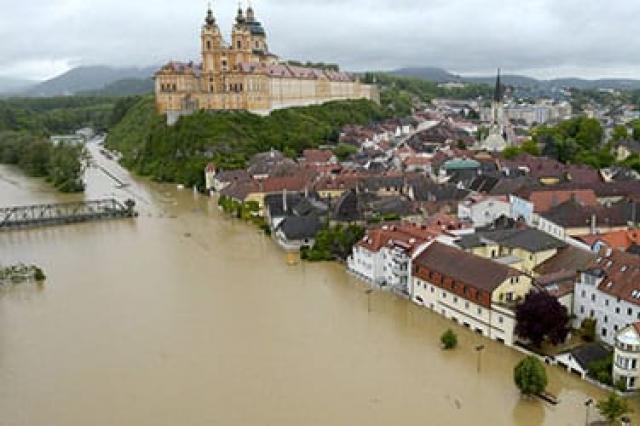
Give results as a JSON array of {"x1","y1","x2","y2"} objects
[
  {"x1": 390, "y1": 67, "x2": 640, "y2": 90},
  {"x1": 20, "y1": 65, "x2": 157, "y2": 97}
]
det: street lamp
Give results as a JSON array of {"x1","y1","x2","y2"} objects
[
  {"x1": 365, "y1": 288, "x2": 374, "y2": 313},
  {"x1": 584, "y1": 398, "x2": 593, "y2": 426},
  {"x1": 475, "y1": 345, "x2": 485, "y2": 374}
]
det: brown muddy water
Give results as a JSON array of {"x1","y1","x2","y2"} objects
[{"x1": 0, "y1": 142, "x2": 637, "y2": 425}]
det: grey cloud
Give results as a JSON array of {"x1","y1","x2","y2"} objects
[{"x1": 1, "y1": 0, "x2": 639, "y2": 80}]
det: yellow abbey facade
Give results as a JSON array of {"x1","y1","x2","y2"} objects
[{"x1": 155, "y1": 6, "x2": 378, "y2": 123}]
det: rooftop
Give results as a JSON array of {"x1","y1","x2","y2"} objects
[{"x1": 413, "y1": 242, "x2": 521, "y2": 294}]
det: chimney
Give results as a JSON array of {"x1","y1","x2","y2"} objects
[
  {"x1": 282, "y1": 189, "x2": 288, "y2": 213},
  {"x1": 591, "y1": 213, "x2": 597, "y2": 235}
]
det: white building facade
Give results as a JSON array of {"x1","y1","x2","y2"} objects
[
  {"x1": 573, "y1": 251, "x2": 640, "y2": 346},
  {"x1": 457, "y1": 196, "x2": 512, "y2": 228},
  {"x1": 613, "y1": 324, "x2": 640, "y2": 390}
]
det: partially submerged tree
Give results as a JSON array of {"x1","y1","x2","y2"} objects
[
  {"x1": 596, "y1": 393, "x2": 631, "y2": 424},
  {"x1": 514, "y1": 356, "x2": 548, "y2": 396},
  {"x1": 440, "y1": 329, "x2": 458, "y2": 350},
  {"x1": 515, "y1": 291, "x2": 569, "y2": 347}
]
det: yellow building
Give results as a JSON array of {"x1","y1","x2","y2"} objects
[
  {"x1": 411, "y1": 242, "x2": 532, "y2": 346},
  {"x1": 155, "y1": 6, "x2": 378, "y2": 124},
  {"x1": 456, "y1": 228, "x2": 566, "y2": 275}
]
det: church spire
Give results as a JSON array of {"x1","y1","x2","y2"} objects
[
  {"x1": 205, "y1": 3, "x2": 215, "y2": 27},
  {"x1": 246, "y1": 1, "x2": 255, "y2": 22},
  {"x1": 236, "y1": 2, "x2": 246, "y2": 24},
  {"x1": 493, "y1": 68, "x2": 503, "y2": 103}
]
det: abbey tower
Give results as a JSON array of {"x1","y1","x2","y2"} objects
[{"x1": 155, "y1": 5, "x2": 378, "y2": 124}]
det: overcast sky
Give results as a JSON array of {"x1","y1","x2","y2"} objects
[{"x1": 1, "y1": 0, "x2": 639, "y2": 81}]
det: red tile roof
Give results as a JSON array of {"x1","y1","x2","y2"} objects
[
  {"x1": 303, "y1": 149, "x2": 334, "y2": 164},
  {"x1": 526, "y1": 189, "x2": 599, "y2": 213},
  {"x1": 578, "y1": 229, "x2": 640, "y2": 251},
  {"x1": 587, "y1": 249, "x2": 640, "y2": 306},
  {"x1": 357, "y1": 223, "x2": 442, "y2": 253}
]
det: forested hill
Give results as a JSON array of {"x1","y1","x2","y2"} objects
[
  {"x1": 0, "y1": 97, "x2": 118, "y2": 135},
  {"x1": 105, "y1": 97, "x2": 389, "y2": 187}
]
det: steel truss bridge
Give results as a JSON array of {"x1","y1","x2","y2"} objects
[{"x1": 0, "y1": 198, "x2": 137, "y2": 231}]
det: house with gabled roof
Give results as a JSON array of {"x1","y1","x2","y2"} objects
[
  {"x1": 574, "y1": 248, "x2": 640, "y2": 345},
  {"x1": 412, "y1": 242, "x2": 532, "y2": 346}
]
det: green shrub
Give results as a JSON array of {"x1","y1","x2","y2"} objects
[
  {"x1": 587, "y1": 353, "x2": 613, "y2": 386},
  {"x1": 440, "y1": 329, "x2": 458, "y2": 350},
  {"x1": 580, "y1": 318, "x2": 597, "y2": 342},
  {"x1": 514, "y1": 356, "x2": 548, "y2": 396}
]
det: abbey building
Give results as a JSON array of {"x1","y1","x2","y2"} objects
[{"x1": 155, "y1": 6, "x2": 378, "y2": 123}]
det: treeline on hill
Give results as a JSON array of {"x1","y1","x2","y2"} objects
[
  {"x1": 0, "y1": 132, "x2": 86, "y2": 192},
  {"x1": 570, "y1": 88, "x2": 640, "y2": 112},
  {"x1": 0, "y1": 96, "x2": 117, "y2": 134},
  {"x1": 0, "y1": 96, "x2": 128, "y2": 193},
  {"x1": 362, "y1": 72, "x2": 494, "y2": 117},
  {"x1": 106, "y1": 96, "x2": 390, "y2": 188}
]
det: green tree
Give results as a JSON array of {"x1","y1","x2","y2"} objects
[
  {"x1": 633, "y1": 120, "x2": 640, "y2": 141},
  {"x1": 515, "y1": 292, "x2": 570, "y2": 347},
  {"x1": 587, "y1": 353, "x2": 613, "y2": 386},
  {"x1": 533, "y1": 117, "x2": 609, "y2": 166},
  {"x1": 596, "y1": 393, "x2": 631, "y2": 424},
  {"x1": 611, "y1": 125, "x2": 629, "y2": 143},
  {"x1": 302, "y1": 224, "x2": 365, "y2": 262},
  {"x1": 476, "y1": 125, "x2": 489, "y2": 141},
  {"x1": 514, "y1": 356, "x2": 548, "y2": 396},
  {"x1": 334, "y1": 143, "x2": 358, "y2": 161},
  {"x1": 440, "y1": 329, "x2": 458, "y2": 350},
  {"x1": 580, "y1": 318, "x2": 597, "y2": 342}
]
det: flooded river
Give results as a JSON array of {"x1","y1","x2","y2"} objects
[{"x1": 0, "y1": 142, "x2": 636, "y2": 425}]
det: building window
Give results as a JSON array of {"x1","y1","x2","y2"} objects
[
  {"x1": 453, "y1": 297, "x2": 458, "y2": 304},
  {"x1": 477, "y1": 308, "x2": 482, "y2": 315},
  {"x1": 498, "y1": 316, "x2": 503, "y2": 324},
  {"x1": 616, "y1": 307, "x2": 621, "y2": 314},
  {"x1": 442, "y1": 292, "x2": 446, "y2": 299},
  {"x1": 604, "y1": 316, "x2": 608, "y2": 323},
  {"x1": 581, "y1": 290, "x2": 586, "y2": 298},
  {"x1": 591, "y1": 294, "x2": 596, "y2": 302},
  {"x1": 602, "y1": 328, "x2": 607, "y2": 337},
  {"x1": 629, "y1": 308, "x2": 633, "y2": 316},
  {"x1": 237, "y1": 40, "x2": 242, "y2": 49},
  {"x1": 580, "y1": 306, "x2": 585, "y2": 314},
  {"x1": 207, "y1": 40, "x2": 211, "y2": 50},
  {"x1": 590, "y1": 310, "x2": 594, "y2": 318}
]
